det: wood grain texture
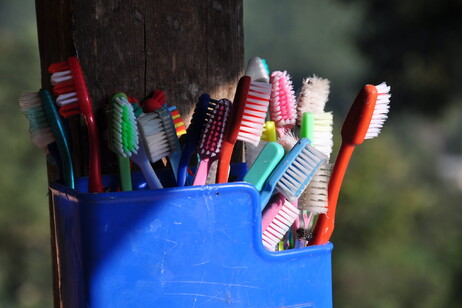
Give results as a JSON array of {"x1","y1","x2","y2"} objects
[{"x1": 35, "y1": 1, "x2": 243, "y2": 306}]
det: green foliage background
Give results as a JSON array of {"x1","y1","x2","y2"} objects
[{"x1": 1, "y1": 0, "x2": 461, "y2": 307}]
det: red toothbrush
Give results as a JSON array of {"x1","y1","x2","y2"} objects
[
  {"x1": 48, "y1": 57, "x2": 104, "y2": 193},
  {"x1": 310, "y1": 83, "x2": 391, "y2": 245},
  {"x1": 216, "y1": 76, "x2": 271, "y2": 183}
]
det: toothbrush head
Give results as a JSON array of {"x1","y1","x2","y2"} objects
[
  {"x1": 142, "y1": 89, "x2": 166, "y2": 113},
  {"x1": 301, "y1": 111, "x2": 334, "y2": 159},
  {"x1": 298, "y1": 162, "x2": 331, "y2": 213},
  {"x1": 275, "y1": 138, "x2": 327, "y2": 202},
  {"x1": 341, "y1": 83, "x2": 391, "y2": 145},
  {"x1": 137, "y1": 110, "x2": 172, "y2": 163},
  {"x1": 108, "y1": 92, "x2": 140, "y2": 158},
  {"x1": 197, "y1": 99, "x2": 231, "y2": 159},
  {"x1": 168, "y1": 106, "x2": 187, "y2": 137},
  {"x1": 262, "y1": 193, "x2": 300, "y2": 251},
  {"x1": 224, "y1": 76, "x2": 272, "y2": 147},
  {"x1": 261, "y1": 121, "x2": 277, "y2": 142},
  {"x1": 245, "y1": 56, "x2": 270, "y2": 83},
  {"x1": 19, "y1": 91, "x2": 54, "y2": 149},
  {"x1": 296, "y1": 75, "x2": 330, "y2": 123},
  {"x1": 269, "y1": 71, "x2": 297, "y2": 137},
  {"x1": 48, "y1": 57, "x2": 94, "y2": 118}
]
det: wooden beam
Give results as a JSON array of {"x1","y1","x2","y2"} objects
[{"x1": 35, "y1": 1, "x2": 243, "y2": 306}]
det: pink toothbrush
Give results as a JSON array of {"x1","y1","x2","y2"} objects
[{"x1": 269, "y1": 71, "x2": 297, "y2": 138}]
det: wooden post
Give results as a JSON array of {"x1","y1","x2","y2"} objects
[{"x1": 35, "y1": 1, "x2": 243, "y2": 306}]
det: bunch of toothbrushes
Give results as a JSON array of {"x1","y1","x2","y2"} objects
[
  {"x1": 18, "y1": 55, "x2": 390, "y2": 252},
  {"x1": 241, "y1": 56, "x2": 391, "y2": 251}
]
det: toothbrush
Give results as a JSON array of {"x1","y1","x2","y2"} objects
[
  {"x1": 243, "y1": 142, "x2": 285, "y2": 191},
  {"x1": 158, "y1": 106, "x2": 182, "y2": 182},
  {"x1": 48, "y1": 56, "x2": 104, "y2": 193},
  {"x1": 127, "y1": 101, "x2": 163, "y2": 190},
  {"x1": 168, "y1": 105, "x2": 187, "y2": 137},
  {"x1": 108, "y1": 93, "x2": 140, "y2": 191},
  {"x1": 298, "y1": 112, "x2": 332, "y2": 212},
  {"x1": 142, "y1": 89, "x2": 166, "y2": 113},
  {"x1": 244, "y1": 56, "x2": 270, "y2": 83},
  {"x1": 296, "y1": 75, "x2": 333, "y2": 237},
  {"x1": 259, "y1": 137, "x2": 326, "y2": 210},
  {"x1": 19, "y1": 90, "x2": 75, "y2": 188},
  {"x1": 192, "y1": 99, "x2": 231, "y2": 185},
  {"x1": 269, "y1": 71, "x2": 297, "y2": 138},
  {"x1": 216, "y1": 76, "x2": 272, "y2": 183},
  {"x1": 296, "y1": 75, "x2": 330, "y2": 117},
  {"x1": 177, "y1": 94, "x2": 210, "y2": 186},
  {"x1": 310, "y1": 82, "x2": 391, "y2": 246},
  {"x1": 137, "y1": 106, "x2": 180, "y2": 185},
  {"x1": 246, "y1": 121, "x2": 277, "y2": 168},
  {"x1": 261, "y1": 192, "x2": 300, "y2": 251}
]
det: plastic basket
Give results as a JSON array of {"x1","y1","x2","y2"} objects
[{"x1": 50, "y1": 171, "x2": 333, "y2": 307}]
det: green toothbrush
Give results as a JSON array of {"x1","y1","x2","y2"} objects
[{"x1": 108, "y1": 92, "x2": 140, "y2": 191}]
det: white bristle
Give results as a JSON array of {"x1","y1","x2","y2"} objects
[
  {"x1": 277, "y1": 131, "x2": 298, "y2": 152},
  {"x1": 262, "y1": 200, "x2": 300, "y2": 251},
  {"x1": 365, "y1": 82, "x2": 391, "y2": 139},
  {"x1": 276, "y1": 144, "x2": 326, "y2": 201},
  {"x1": 245, "y1": 57, "x2": 270, "y2": 83},
  {"x1": 296, "y1": 75, "x2": 330, "y2": 124},
  {"x1": 19, "y1": 91, "x2": 55, "y2": 149},
  {"x1": 137, "y1": 112, "x2": 172, "y2": 163},
  {"x1": 312, "y1": 112, "x2": 334, "y2": 159},
  {"x1": 237, "y1": 81, "x2": 271, "y2": 146},
  {"x1": 298, "y1": 162, "x2": 331, "y2": 213},
  {"x1": 50, "y1": 70, "x2": 73, "y2": 85},
  {"x1": 55, "y1": 92, "x2": 78, "y2": 107}
]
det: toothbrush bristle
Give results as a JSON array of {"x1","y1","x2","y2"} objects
[
  {"x1": 157, "y1": 106, "x2": 182, "y2": 156},
  {"x1": 245, "y1": 56, "x2": 270, "y2": 83},
  {"x1": 187, "y1": 94, "x2": 210, "y2": 143},
  {"x1": 277, "y1": 131, "x2": 299, "y2": 152},
  {"x1": 298, "y1": 162, "x2": 331, "y2": 213},
  {"x1": 365, "y1": 82, "x2": 391, "y2": 139},
  {"x1": 48, "y1": 60, "x2": 81, "y2": 117},
  {"x1": 296, "y1": 76, "x2": 330, "y2": 124},
  {"x1": 110, "y1": 95, "x2": 139, "y2": 158},
  {"x1": 137, "y1": 112, "x2": 171, "y2": 163},
  {"x1": 168, "y1": 106, "x2": 187, "y2": 137},
  {"x1": 276, "y1": 144, "x2": 326, "y2": 201},
  {"x1": 237, "y1": 81, "x2": 271, "y2": 146},
  {"x1": 198, "y1": 99, "x2": 231, "y2": 157},
  {"x1": 262, "y1": 197, "x2": 300, "y2": 251},
  {"x1": 269, "y1": 71, "x2": 297, "y2": 132},
  {"x1": 19, "y1": 91, "x2": 55, "y2": 149},
  {"x1": 312, "y1": 112, "x2": 334, "y2": 159}
]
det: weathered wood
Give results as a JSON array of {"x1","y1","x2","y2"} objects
[
  {"x1": 35, "y1": 1, "x2": 243, "y2": 306},
  {"x1": 37, "y1": 0, "x2": 243, "y2": 121}
]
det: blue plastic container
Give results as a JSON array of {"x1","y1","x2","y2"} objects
[{"x1": 50, "y1": 173, "x2": 333, "y2": 307}]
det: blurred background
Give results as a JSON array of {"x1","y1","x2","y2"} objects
[{"x1": 1, "y1": 0, "x2": 461, "y2": 307}]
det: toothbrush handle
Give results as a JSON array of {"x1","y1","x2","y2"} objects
[
  {"x1": 118, "y1": 155, "x2": 132, "y2": 191},
  {"x1": 177, "y1": 141, "x2": 196, "y2": 186},
  {"x1": 192, "y1": 158, "x2": 211, "y2": 186},
  {"x1": 40, "y1": 89, "x2": 76, "y2": 189},
  {"x1": 216, "y1": 140, "x2": 234, "y2": 183},
  {"x1": 310, "y1": 142, "x2": 355, "y2": 245},
  {"x1": 131, "y1": 144, "x2": 163, "y2": 189},
  {"x1": 84, "y1": 113, "x2": 104, "y2": 192}
]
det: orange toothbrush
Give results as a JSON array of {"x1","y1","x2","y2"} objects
[{"x1": 310, "y1": 83, "x2": 390, "y2": 245}]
